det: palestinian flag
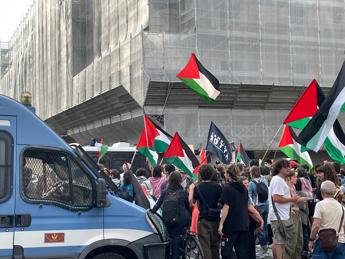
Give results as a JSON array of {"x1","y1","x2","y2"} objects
[
  {"x1": 283, "y1": 79, "x2": 345, "y2": 164},
  {"x1": 279, "y1": 126, "x2": 313, "y2": 169},
  {"x1": 236, "y1": 143, "x2": 250, "y2": 166},
  {"x1": 297, "y1": 62, "x2": 345, "y2": 151},
  {"x1": 136, "y1": 115, "x2": 171, "y2": 166},
  {"x1": 163, "y1": 133, "x2": 200, "y2": 181},
  {"x1": 95, "y1": 139, "x2": 108, "y2": 163},
  {"x1": 177, "y1": 53, "x2": 220, "y2": 102},
  {"x1": 192, "y1": 147, "x2": 207, "y2": 174}
]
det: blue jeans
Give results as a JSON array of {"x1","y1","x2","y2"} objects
[
  {"x1": 257, "y1": 204, "x2": 269, "y2": 247},
  {"x1": 166, "y1": 225, "x2": 184, "y2": 259},
  {"x1": 312, "y1": 241, "x2": 345, "y2": 259}
]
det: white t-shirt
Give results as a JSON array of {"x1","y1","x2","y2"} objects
[
  {"x1": 268, "y1": 175, "x2": 291, "y2": 221},
  {"x1": 314, "y1": 198, "x2": 345, "y2": 243}
]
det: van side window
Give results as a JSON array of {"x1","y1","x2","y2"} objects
[
  {"x1": 0, "y1": 132, "x2": 12, "y2": 202},
  {"x1": 22, "y1": 149, "x2": 93, "y2": 210}
]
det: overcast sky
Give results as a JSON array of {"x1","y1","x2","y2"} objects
[{"x1": 0, "y1": 0, "x2": 32, "y2": 42}]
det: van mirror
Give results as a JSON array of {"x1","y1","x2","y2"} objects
[{"x1": 95, "y1": 178, "x2": 110, "y2": 208}]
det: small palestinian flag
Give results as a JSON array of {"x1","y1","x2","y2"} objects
[
  {"x1": 95, "y1": 139, "x2": 108, "y2": 163},
  {"x1": 297, "y1": 62, "x2": 345, "y2": 151},
  {"x1": 177, "y1": 53, "x2": 220, "y2": 102},
  {"x1": 283, "y1": 79, "x2": 345, "y2": 164},
  {"x1": 279, "y1": 126, "x2": 313, "y2": 169},
  {"x1": 236, "y1": 143, "x2": 250, "y2": 166},
  {"x1": 136, "y1": 115, "x2": 171, "y2": 166},
  {"x1": 163, "y1": 133, "x2": 200, "y2": 181}
]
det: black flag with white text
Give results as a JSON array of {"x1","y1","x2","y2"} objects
[{"x1": 206, "y1": 122, "x2": 231, "y2": 164}]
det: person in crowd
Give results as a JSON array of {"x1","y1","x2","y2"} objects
[
  {"x1": 216, "y1": 165, "x2": 227, "y2": 186},
  {"x1": 264, "y1": 159, "x2": 273, "y2": 168},
  {"x1": 135, "y1": 168, "x2": 149, "y2": 185},
  {"x1": 260, "y1": 165, "x2": 272, "y2": 185},
  {"x1": 315, "y1": 163, "x2": 343, "y2": 202},
  {"x1": 309, "y1": 180, "x2": 345, "y2": 258},
  {"x1": 250, "y1": 159, "x2": 260, "y2": 168},
  {"x1": 160, "y1": 164, "x2": 176, "y2": 192},
  {"x1": 239, "y1": 176, "x2": 249, "y2": 189},
  {"x1": 219, "y1": 164, "x2": 263, "y2": 259},
  {"x1": 219, "y1": 163, "x2": 250, "y2": 259},
  {"x1": 120, "y1": 171, "x2": 134, "y2": 202},
  {"x1": 145, "y1": 165, "x2": 166, "y2": 199},
  {"x1": 193, "y1": 164, "x2": 222, "y2": 259},
  {"x1": 237, "y1": 163, "x2": 244, "y2": 176},
  {"x1": 268, "y1": 159, "x2": 300, "y2": 259},
  {"x1": 296, "y1": 167, "x2": 313, "y2": 198},
  {"x1": 152, "y1": 171, "x2": 191, "y2": 259},
  {"x1": 285, "y1": 170, "x2": 305, "y2": 259},
  {"x1": 110, "y1": 169, "x2": 121, "y2": 188},
  {"x1": 248, "y1": 165, "x2": 269, "y2": 258},
  {"x1": 180, "y1": 170, "x2": 194, "y2": 191},
  {"x1": 295, "y1": 172, "x2": 311, "y2": 259}
]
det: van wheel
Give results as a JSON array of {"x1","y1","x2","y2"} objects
[{"x1": 92, "y1": 252, "x2": 126, "y2": 259}]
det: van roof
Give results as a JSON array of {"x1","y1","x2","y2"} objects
[
  {"x1": 0, "y1": 95, "x2": 71, "y2": 150},
  {"x1": 82, "y1": 146, "x2": 137, "y2": 152}
]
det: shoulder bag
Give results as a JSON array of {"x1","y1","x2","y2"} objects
[{"x1": 318, "y1": 205, "x2": 344, "y2": 252}]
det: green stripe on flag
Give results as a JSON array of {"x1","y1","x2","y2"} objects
[
  {"x1": 180, "y1": 78, "x2": 214, "y2": 103},
  {"x1": 279, "y1": 146, "x2": 312, "y2": 168},
  {"x1": 324, "y1": 137, "x2": 345, "y2": 164}
]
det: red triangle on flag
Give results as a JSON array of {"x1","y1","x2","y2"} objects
[
  {"x1": 283, "y1": 79, "x2": 318, "y2": 124},
  {"x1": 176, "y1": 53, "x2": 200, "y2": 79},
  {"x1": 136, "y1": 115, "x2": 160, "y2": 149},
  {"x1": 278, "y1": 126, "x2": 294, "y2": 148},
  {"x1": 163, "y1": 133, "x2": 184, "y2": 158}
]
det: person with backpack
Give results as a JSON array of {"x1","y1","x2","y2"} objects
[
  {"x1": 151, "y1": 171, "x2": 191, "y2": 259},
  {"x1": 248, "y1": 165, "x2": 269, "y2": 258},
  {"x1": 193, "y1": 164, "x2": 222, "y2": 259}
]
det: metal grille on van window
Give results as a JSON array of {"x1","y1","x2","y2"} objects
[{"x1": 22, "y1": 149, "x2": 93, "y2": 209}]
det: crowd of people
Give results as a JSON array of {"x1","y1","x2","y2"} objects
[{"x1": 102, "y1": 158, "x2": 345, "y2": 259}]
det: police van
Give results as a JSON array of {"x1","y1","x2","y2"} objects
[{"x1": 0, "y1": 95, "x2": 168, "y2": 259}]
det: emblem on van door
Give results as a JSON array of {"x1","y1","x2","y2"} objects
[{"x1": 44, "y1": 233, "x2": 65, "y2": 243}]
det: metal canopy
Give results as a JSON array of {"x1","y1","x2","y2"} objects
[
  {"x1": 46, "y1": 86, "x2": 141, "y2": 135},
  {"x1": 144, "y1": 81, "x2": 331, "y2": 110}
]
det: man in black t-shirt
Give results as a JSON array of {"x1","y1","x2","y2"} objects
[{"x1": 193, "y1": 164, "x2": 222, "y2": 259}]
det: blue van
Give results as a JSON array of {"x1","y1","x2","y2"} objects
[{"x1": 0, "y1": 95, "x2": 168, "y2": 259}]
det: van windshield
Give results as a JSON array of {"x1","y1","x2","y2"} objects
[{"x1": 69, "y1": 144, "x2": 119, "y2": 192}]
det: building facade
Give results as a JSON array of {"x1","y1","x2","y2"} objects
[{"x1": 1, "y1": 0, "x2": 345, "y2": 158}]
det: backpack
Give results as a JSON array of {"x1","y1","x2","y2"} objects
[
  {"x1": 253, "y1": 180, "x2": 269, "y2": 203},
  {"x1": 162, "y1": 190, "x2": 183, "y2": 225}
]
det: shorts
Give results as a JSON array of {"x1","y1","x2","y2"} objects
[{"x1": 270, "y1": 219, "x2": 294, "y2": 245}]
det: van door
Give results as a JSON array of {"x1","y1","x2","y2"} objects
[
  {"x1": 0, "y1": 117, "x2": 16, "y2": 258},
  {"x1": 14, "y1": 148, "x2": 103, "y2": 259}
]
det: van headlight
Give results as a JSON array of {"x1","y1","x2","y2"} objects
[{"x1": 146, "y1": 210, "x2": 169, "y2": 242}]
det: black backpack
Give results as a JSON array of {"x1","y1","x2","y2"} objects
[
  {"x1": 162, "y1": 190, "x2": 183, "y2": 225},
  {"x1": 253, "y1": 180, "x2": 269, "y2": 203}
]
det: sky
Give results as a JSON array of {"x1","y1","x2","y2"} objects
[{"x1": 0, "y1": 0, "x2": 32, "y2": 42}]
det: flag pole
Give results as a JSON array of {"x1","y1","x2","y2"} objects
[
  {"x1": 129, "y1": 150, "x2": 137, "y2": 169},
  {"x1": 261, "y1": 124, "x2": 283, "y2": 164}
]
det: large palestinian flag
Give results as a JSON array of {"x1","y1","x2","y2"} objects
[
  {"x1": 163, "y1": 133, "x2": 199, "y2": 181},
  {"x1": 236, "y1": 143, "x2": 250, "y2": 166},
  {"x1": 297, "y1": 62, "x2": 345, "y2": 151},
  {"x1": 136, "y1": 115, "x2": 171, "y2": 166},
  {"x1": 279, "y1": 126, "x2": 313, "y2": 169},
  {"x1": 177, "y1": 53, "x2": 220, "y2": 102},
  {"x1": 283, "y1": 79, "x2": 345, "y2": 164}
]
